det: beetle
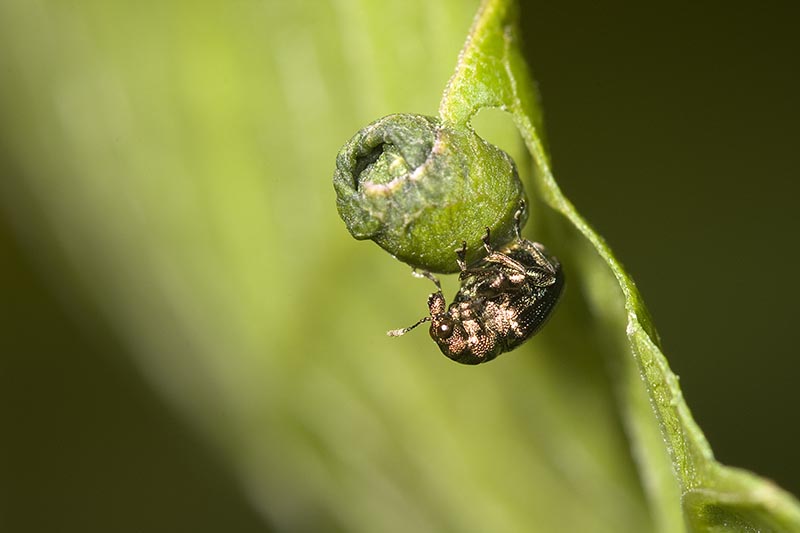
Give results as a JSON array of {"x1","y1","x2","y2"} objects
[{"x1": 388, "y1": 203, "x2": 564, "y2": 364}]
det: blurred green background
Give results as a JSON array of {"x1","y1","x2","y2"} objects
[{"x1": 1, "y1": 1, "x2": 798, "y2": 532}]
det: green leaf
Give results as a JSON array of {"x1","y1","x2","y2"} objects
[
  {"x1": 332, "y1": 112, "x2": 527, "y2": 273},
  {"x1": 0, "y1": 0, "x2": 798, "y2": 532},
  {"x1": 440, "y1": 1, "x2": 800, "y2": 531}
]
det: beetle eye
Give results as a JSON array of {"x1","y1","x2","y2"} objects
[{"x1": 436, "y1": 321, "x2": 454, "y2": 339}]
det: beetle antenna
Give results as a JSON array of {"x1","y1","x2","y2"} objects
[{"x1": 387, "y1": 316, "x2": 432, "y2": 337}]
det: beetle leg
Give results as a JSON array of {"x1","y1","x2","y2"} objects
[
  {"x1": 524, "y1": 242, "x2": 559, "y2": 278},
  {"x1": 482, "y1": 227, "x2": 493, "y2": 253},
  {"x1": 483, "y1": 252, "x2": 526, "y2": 274},
  {"x1": 411, "y1": 269, "x2": 441, "y2": 290},
  {"x1": 514, "y1": 200, "x2": 526, "y2": 240},
  {"x1": 455, "y1": 241, "x2": 468, "y2": 272}
]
